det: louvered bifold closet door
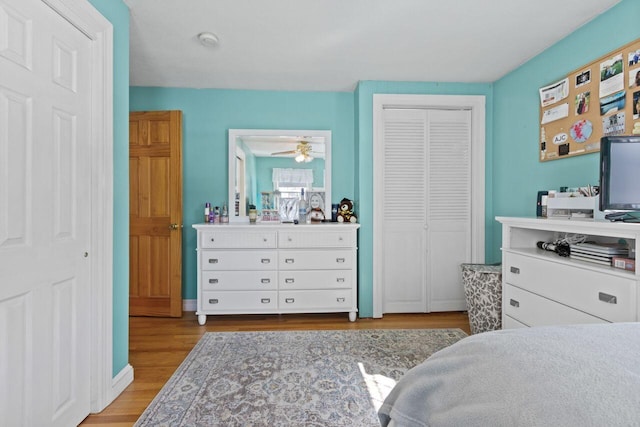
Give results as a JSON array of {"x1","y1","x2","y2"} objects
[
  {"x1": 380, "y1": 109, "x2": 429, "y2": 313},
  {"x1": 427, "y1": 109, "x2": 471, "y2": 311},
  {"x1": 378, "y1": 108, "x2": 471, "y2": 314}
]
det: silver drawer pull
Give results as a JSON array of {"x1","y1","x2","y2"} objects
[
  {"x1": 285, "y1": 278, "x2": 295, "y2": 284},
  {"x1": 337, "y1": 297, "x2": 345, "y2": 303},
  {"x1": 336, "y1": 278, "x2": 345, "y2": 283},
  {"x1": 261, "y1": 298, "x2": 271, "y2": 304},
  {"x1": 261, "y1": 258, "x2": 271, "y2": 264},
  {"x1": 510, "y1": 266, "x2": 520, "y2": 274},
  {"x1": 209, "y1": 298, "x2": 219, "y2": 304},
  {"x1": 285, "y1": 258, "x2": 295, "y2": 264},
  {"x1": 336, "y1": 257, "x2": 345, "y2": 263},
  {"x1": 208, "y1": 258, "x2": 219, "y2": 264},
  {"x1": 509, "y1": 299, "x2": 520, "y2": 308},
  {"x1": 285, "y1": 298, "x2": 295, "y2": 303},
  {"x1": 209, "y1": 278, "x2": 219, "y2": 284},
  {"x1": 598, "y1": 292, "x2": 617, "y2": 304},
  {"x1": 261, "y1": 278, "x2": 271, "y2": 284}
]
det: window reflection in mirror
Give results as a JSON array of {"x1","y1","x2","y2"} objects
[{"x1": 228, "y1": 130, "x2": 331, "y2": 222}]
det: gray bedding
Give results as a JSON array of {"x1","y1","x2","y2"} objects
[{"x1": 378, "y1": 323, "x2": 640, "y2": 427}]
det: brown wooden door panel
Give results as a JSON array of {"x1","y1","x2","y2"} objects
[{"x1": 129, "y1": 110, "x2": 183, "y2": 317}]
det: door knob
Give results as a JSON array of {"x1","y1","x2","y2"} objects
[{"x1": 169, "y1": 223, "x2": 180, "y2": 230}]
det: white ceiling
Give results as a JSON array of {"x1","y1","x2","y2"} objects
[{"x1": 124, "y1": 0, "x2": 621, "y2": 92}]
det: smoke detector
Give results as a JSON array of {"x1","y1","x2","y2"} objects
[{"x1": 197, "y1": 32, "x2": 219, "y2": 48}]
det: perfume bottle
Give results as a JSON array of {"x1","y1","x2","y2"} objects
[{"x1": 204, "y1": 202, "x2": 211, "y2": 223}]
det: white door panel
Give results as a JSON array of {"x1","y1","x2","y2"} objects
[
  {"x1": 0, "y1": 0, "x2": 92, "y2": 425},
  {"x1": 377, "y1": 107, "x2": 472, "y2": 314}
]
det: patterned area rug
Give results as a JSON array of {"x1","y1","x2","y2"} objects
[{"x1": 135, "y1": 328, "x2": 467, "y2": 427}]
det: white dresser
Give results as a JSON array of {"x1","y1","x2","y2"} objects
[
  {"x1": 496, "y1": 217, "x2": 639, "y2": 328},
  {"x1": 192, "y1": 223, "x2": 359, "y2": 325}
]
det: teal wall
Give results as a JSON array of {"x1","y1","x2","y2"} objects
[
  {"x1": 354, "y1": 82, "x2": 495, "y2": 317},
  {"x1": 87, "y1": 0, "x2": 130, "y2": 377},
  {"x1": 129, "y1": 88, "x2": 355, "y2": 300},
  {"x1": 492, "y1": 0, "x2": 640, "y2": 261}
]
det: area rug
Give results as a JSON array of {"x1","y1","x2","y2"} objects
[{"x1": 135, "y1": 328, "x2": 467, "y2": 427}]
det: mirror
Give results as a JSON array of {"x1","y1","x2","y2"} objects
[{"x1": 228, "y1": 129, "x2": 331, "y2": 223}]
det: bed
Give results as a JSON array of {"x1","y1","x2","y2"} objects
[{"x1": 378, "y1": 323, "x2": 640, "y2": 427}]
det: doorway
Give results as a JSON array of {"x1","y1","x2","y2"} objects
[{"x1": 372, "y1": 94, "x2": 486, "y2": 318}]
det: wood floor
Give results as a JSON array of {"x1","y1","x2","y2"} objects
[{"x1": 80, "y1": 311, "x2": 471, "y2": 426}]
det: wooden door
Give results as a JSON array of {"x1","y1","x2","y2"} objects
[
  {"x1": 0, "y1": 0, "x2": 92, "y2": 424},
  {"x1": 129, "y1": 111, "x2": 183, "y2": 317}
]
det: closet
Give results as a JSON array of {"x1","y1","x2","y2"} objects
[{"x1": 374, "y1": 106, "x2": 476, "y2": 314}]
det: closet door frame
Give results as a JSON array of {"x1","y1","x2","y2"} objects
[{"x1": 372, "y1": 94, "x2": 486, "y2": 318}]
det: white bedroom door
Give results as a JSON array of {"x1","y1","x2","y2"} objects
[
  {"x1": 376, "y1": 107, "x2": 472, "y2": 314},
  {"x1": 0, "y1": 0, "x2": 92, "y2": 425}
]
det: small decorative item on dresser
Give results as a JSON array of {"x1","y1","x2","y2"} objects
[
  {"x1": 248, "y1": 205, "x2": 257, "y2": 223},
  {"x1": 336, "y1": 198, "x2": 357, "y2": 223}
]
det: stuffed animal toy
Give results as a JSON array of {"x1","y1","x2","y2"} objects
[
  {"x1": 309, "y1": 207, "x2": 325, "y2": 222},
  {"x1": 336, "y1": 198, "x2": 357, "y2": 223}
]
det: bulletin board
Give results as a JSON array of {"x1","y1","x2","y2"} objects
[{"x1": 539, "y1": 38, "x2": 640, "y2": 162}]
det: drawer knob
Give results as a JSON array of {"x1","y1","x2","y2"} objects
[
  {"x1": 338, "y1": 236, "x2": 343, "y2": 241},
  {"x1": 210, "y1": 238, "x2": 215, "y2": 242},
  {"x1": 598, "y1": 292, "x2": 617, "y2": 304},
  {"x1": 285, "y1": 258, "x2": 295, "y2": 264},
  {"x1": 510, "y1": 266, "x2": 520, "y2": 274},
  {"x1": 261, "y1": 278, "x2": 271, "y2": 284},
  {"x1": 261, "y1": 258, "x2": 271, "y2": 264},
  {"x1": 261, "y1": 298, "x2": 271, "y2": 304},
  {"x1": 209, "y1": 278, "x2": 219, "y2": 284},
  {"x1": 208, "y1": 258, "x2": 219, "y2": 264},
  {"x1": 285, "y1": 278, "x2": 295, "y2": 284},
  {"x1": 209, "y1": 298, "x2": 219, "y2": 304},
  {"x1": 337, "y1": 297, "x2": 345, "y2": 303},
  {"x1": 263, "y1": 238, "x2": 267, "y2": 242},
  {"x1": 336, "y1": 278, "x2": 345, "y2": 283},
  {"x1": 509, "y1": 299, "x2": 520, "y2": 308},
  {"x1": 336, "y1": 257, "x2": 345, "y2": 263},
  {"x1": 288, "y1": 237, "x2": 292, "y2": 242},
  {"x1": 285, "y1": 298, "x2": 295, "y2": 304}
]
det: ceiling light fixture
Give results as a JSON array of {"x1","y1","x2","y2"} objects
[{"x1": 197, "y1": 32, "x2": 219, "y2": 48}]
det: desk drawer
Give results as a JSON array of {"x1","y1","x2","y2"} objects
[
  {"x1": 201, "y1": 291, "x2": 277, "y2": 311},
  {"x1": 504, "y1": 284, "x2": 607, "y2": 327},
  {"x1": 278, "y1": 230, "x2": 355, "y2": 248},
  {"x1": 200, "y1": 230, "x2": 277, "y2": 249},
  {"x1": 279, "y1": 249, "x2": 353, "y2": 270},
  {"x1": 504, "y1": 252, "x2": 636, "y2": 322},
  {"x1": 279, "y1": 270, "x2": 352, "y2": 290},
  {"x1": 202, "y1": 271, "x2": 277, "y2": 291},
  {"x1": 200, "y1": 250, "x2": 277, "y2": 271},
  {"x1": 279, "y1": 289, "x2": 353, "y2": 311}
]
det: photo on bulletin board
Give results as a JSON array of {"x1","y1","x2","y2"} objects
[{"x1": 539, "y1": 37, "x2": 640, "y2": 162}]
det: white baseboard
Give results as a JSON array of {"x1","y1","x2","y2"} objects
[
  {"x1": 183, "y1": 299, "x2": 197, "y2": 311},
  {"x1": 110, "y1": 363, "x2": 134, "y2": 403}
]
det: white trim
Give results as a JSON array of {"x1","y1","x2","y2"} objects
[
  {"x1": 41, "y1": 0, "x2": 116, "y2": 413},
  {"x1": 110, "y1": 364, "x2": 134, "y2": 403},
  {"x1": 183, "y1": 298, "x2": 197, "y2": 311},
  {"x1": 372, "y1": 94, "x2": 486, "y2": 318}
]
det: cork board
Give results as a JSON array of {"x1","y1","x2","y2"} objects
[{"x1": 539, "y1": 38, "x2": 640, "y2": 161}]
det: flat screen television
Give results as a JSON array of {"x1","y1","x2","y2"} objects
[{"x1": 599, "y1": 135, "x2": 640, "y2": 212}]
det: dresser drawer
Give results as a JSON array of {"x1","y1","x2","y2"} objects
[
  {"x1": 504, "y1": 284, "x2": 607, "y2": 327},
  {"x1": 279, "y1": 289, "x2": 353, "y2": 310},
  {"x1": 279, "y1": 249, "x2": 353, "y2": 270},
  {"x1": 201, "y1": 291, "x2": 277, "y2": 311},
  {"x1": 502, "y1": 315, "x2": 528, "y2": 329},
  {"x1": 200, "y1": 230, "x2": 277, "y2": 249},
  {"x1": 200, "y1": 250, "x2": 277, "y2": 271},
  {"x1": 279, "y1": 270, "x2": 352, "y2": 290},
  {"x1": 504, "y1": 252, "x2": 636, "y2": 322},
  {"x1": 202, "y1": 271, "x2": 277, "y2": 291},
  {"x1": 278, "y1": 230, "x2": 355, "y2": 248}
]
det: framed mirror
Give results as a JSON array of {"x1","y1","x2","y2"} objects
[{"x1": 228, "y1": 129, "x2": 332, "y2": 223}]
